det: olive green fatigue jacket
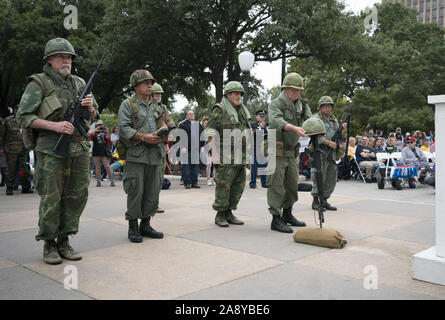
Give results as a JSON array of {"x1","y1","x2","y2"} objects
[
  {"x1": 1, "y1": 116, "x2": 26, "y2": 153},
  {"x1": 117, "y1": 95, "x2": 163, "y2": 165},
  {"x1": 268, "y1": 91, "x2": 312, "y2": 158},
  {"x1": 16, "y1": 63, "x2": 100, "y2": 158},
  {"x1": 313, "y1": 112, "x2": 339, "y2": 162},
  {"x1": 205, "y1": 97, "x2": 251, "y2": 165}
]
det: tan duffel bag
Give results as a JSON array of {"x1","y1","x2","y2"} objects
[{"x1": 293, "y1": 228, "x2": 347, "y2": 249}]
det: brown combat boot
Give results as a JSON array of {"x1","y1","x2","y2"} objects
[
  {"x1": 43, "y1": 240, "x2": 62, "y2": 265},
  {"x1": 57, "y1": 236, "x2": 82, "y2": 261}
]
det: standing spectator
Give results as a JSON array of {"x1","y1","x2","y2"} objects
[
  {"x1": 0, "y1": 116, "x2": 7, "y2": 187},
  {"x1": 110, "y1": 125, "x2": 119, "y2": 149},
  {"x1": 178, "y1": 110, "x2": 204, "y2": 189},
  {"x1": 430, "y1": 139, "x2": 436, "y2": 153},
  {"x1": 91, "y1": 121, "x2": 114, "y2": 187},
  {"x1": 250, "y1": 109, "x2": 268, "y2": 189}
]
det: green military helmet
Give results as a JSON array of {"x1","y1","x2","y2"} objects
[
  {"x1": 43, "y1": 38, "x2": 77, "y2": 60},
  {"x1": 130, "y1": 69, "x2": 156, "y2": 88},
  {"x1": 317, "y1": 96, "x2": 334, "y2": 109},
  {"x1": 152, "y1": 83, "x2": 164, "y2": 94},
  {"x1": 302, "y1": 117, "x2": 326, "y2": 136},
  {"x1": 223, "y1": 81, "x2": 244, "y2": 95},
  {"x1": 281, "y1": 72, "x2": 305, "y2": 90}
]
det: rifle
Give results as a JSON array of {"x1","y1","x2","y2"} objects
[
  {"x1": 311, "y1": 135, "x2": 325, "y2": 228},
  {"x1": 53, "y1": 53, "x2": 106, "y2": 157},
  {"x1": 326, "y1": 105, "x2": 352, "y2": 161}
]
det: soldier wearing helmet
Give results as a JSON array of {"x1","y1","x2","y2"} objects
[
  {"x1": 118, "y1": 69, "x2": 165, "y2": 243},
  {"x1": 310, "y1": 96, "x2": 344, "y2": 212},
  {"x1": 267, "y1": 72, "x2": 311, "y2": 233},
  {"x1": 16, "y1": 38, "x2": 99, "y2": 265},
  {"x1": 205, "y1": 81, "x2": 251, "y2": 228},
  {"x1": 151, "y1": 82, "x2": 175, "y2": 214}
]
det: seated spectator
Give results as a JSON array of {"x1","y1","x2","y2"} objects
[
  {"x1": 395, "y1": 132, "x2": 403, "y2": 148},
  {"x1": 430, "y1": 140, "x2": 436, "y2": 153},
  {"x1": 347, "y1": 137, "x2": 356, "y2": 159},
  {"x1": 109, "y1": 149, "x2": 125, "y2": 180},
  {"x1": 355, "y1": 136, "x2": 380, "y2": 183},
  {"x1": 375, "y1": 138, "x2": 385, "y2": 153},
  {"x1": 385, "y1": 137, "x2": 401, "y2": 154},
  {"x1": 421, "y1": 139, "x2": 430, "y2": 153},
  {"x1": 402, "y1": 137, "x2": 429, "y2": 169}
]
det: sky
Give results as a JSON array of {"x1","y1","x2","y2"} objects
[{"x1": 173, "y1": 0, "x2": 380, "y2": 112}]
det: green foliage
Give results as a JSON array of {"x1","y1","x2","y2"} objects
[{"x1": 100, "y1": 113, "x2": 118, "y2": 131}]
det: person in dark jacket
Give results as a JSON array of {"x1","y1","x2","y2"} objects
[{"x1": 178, "y1": 110, "x2": 204, "y2": 189}]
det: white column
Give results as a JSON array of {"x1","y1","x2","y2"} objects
[{"x1": 412, "y1": 95, "x2": 445, "y2": 286}]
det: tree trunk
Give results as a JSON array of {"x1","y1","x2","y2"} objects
[{"x1": 213, "y1": 71, "x2": 224, "y2": 103}]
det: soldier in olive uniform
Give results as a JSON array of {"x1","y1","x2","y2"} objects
[
  {"x1": 205, "y1": 81, "x2": 251, "y2": 227},
  {"x1": 152, "y1": 82, "x2": 175, "y2": 214},
  {"x1": 267, "y1": 73, "x2": 311, "y2": 233},
  {"x1": 118, "y1": 70, "x2": 165, "y2": 243},
  {"x1": 16, "y1": 38, "x2": 99, "y2": 265},
  {"x1": 311, "y1": 96, "x2": 345, "y2": 211},
  {"x1": 0, "y1": 105, "x2": 33, "y2": 195}
]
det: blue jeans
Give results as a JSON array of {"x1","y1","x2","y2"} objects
[
  {"x1": 183, "y1": 164, "x2": 199, "y2": 186},
  {"x1": 250, "y1": 156, "x2": 267, "y2": 187}
]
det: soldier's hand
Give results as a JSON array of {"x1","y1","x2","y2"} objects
[
  {"x1": 142, "y1": 133, "x2": 161, "y2": 144},
  {"x1": 80, "y1": 94, "x2": 94, "y2": 113},
  {"x1": 294, "y1": 126, "x2": 308, "y2": 137},
  {"x1": 54, "y1": 121, "x2": 75, "y2": 135},
  {"x1": 329, "y1": 141, "x2": 337, "y2": 149}
]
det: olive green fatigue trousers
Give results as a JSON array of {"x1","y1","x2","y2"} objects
[
  {"x1": 5, "y1": 150, "x2": 31, "y2": 188},
  {"x1": 311, "y1": 158, "x2": 337, "y2": 200},
  {"x1": 123, "y1": 161, "x2": 161, "y2": 220},
  {"x1": 34, "y1": 152, "x2": 90, "y2": 241},
  {"x1": 267, "y1": 157, "x2": 299, "y2": 216},
  {"x1": 212, "y1": 165, "x2": 246, "y2": 212}
]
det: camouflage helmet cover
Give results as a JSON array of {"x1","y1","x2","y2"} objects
[
  {"x1": 318, "y1": 96, "x2": 334, "y2": 109},
  {"x1": 152, "y1": 83, "x2": 164, "y2": 94},
  {"x1": 281, "y1": 72, "x2": 304, "y2": 90},
  {"x1": 130, "y1": 69, "x2": 156, "y2": 88},
  {"x1": 223, "y1": 81, "x2": 244, "y2": 95},
  {"x1": 302, "y1": 117, "x2": 327, "y2": 136},
  {"x1": 44, "y1": 38, "x2": 77, "y2": 60}
]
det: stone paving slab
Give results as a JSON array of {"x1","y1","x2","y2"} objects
[
  {"x1": 0, "y1": 257, "x2": 17, "y2": 270},
  {"x1": 379, "y1": 219, "x2": 436, "y2": 246},
  {"x1": 0, "y1": 266, "x2": 91, "y2": 300},
  {"x1": 294, "y1": 236, "x2": 445, "y2": 299},
  {"x1": 24, "y1": 236, "x2": 282, "y2": 300},
  {"x1": 179, "y1": 262, "x2": 436, "y2": 300}
]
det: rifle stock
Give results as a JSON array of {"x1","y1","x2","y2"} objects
[{"x1": 326, "y1": 106, "x2": 352, "y2": 160}]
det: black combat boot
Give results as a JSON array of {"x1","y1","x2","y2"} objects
[
  {"x1": 225, "y1": 210, "x2": 244, "y2": 225},
  {"x1": 21, "y1": 187, "x2": 33, "y2": 194},
  {"x1": 6, "y1": 186, "x2": 13, "y2": 195},
  {"x1": 128, "y1": 220, "x2": 143, "y2": 243},
  {"x1": 311, "y1": 196, "x2": 319, "y2": 210},
  {"x1": 282, "y1": 208, "x2": 306, "y2": 227},
  {"x1": 271, "y1": 215, "x2": 293, "y2": 233},
  {"x1": 323, "y1": 200, "x2": 337, "y2": 211},
  {"x1": 139, "y1": 217, "x2": 164, "y2": 239}
]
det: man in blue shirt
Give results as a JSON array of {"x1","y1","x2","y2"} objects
[{"x1": 356, "y1": 136, "x2": 380, "y2": 183}]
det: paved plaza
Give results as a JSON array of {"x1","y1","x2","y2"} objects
[{"x1": 0, "y1": 174, "x2": 444, "y2": 300}]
